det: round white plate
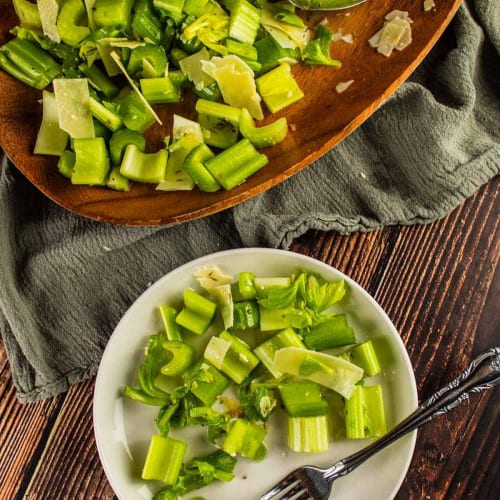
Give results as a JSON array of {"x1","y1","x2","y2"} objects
[{"x1": 94, "y1": 248, "x2": 418, "y2": 500}]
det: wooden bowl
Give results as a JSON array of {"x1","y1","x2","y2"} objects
[{"x1": 0, "y1": 0, "x2": 461, "y2": 226}]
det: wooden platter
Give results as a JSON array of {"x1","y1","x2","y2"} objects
[{"x1": 0, "y1": 0, "x2": 462, "y2": 226}]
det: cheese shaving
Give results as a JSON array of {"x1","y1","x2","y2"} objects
[{"x1": 369, "y1": 11, "x2": 413, "y2": 57}]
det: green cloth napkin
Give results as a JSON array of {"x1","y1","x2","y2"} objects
[{"x1": 0, "y1": 0, "x2": 498, "y2": 402}]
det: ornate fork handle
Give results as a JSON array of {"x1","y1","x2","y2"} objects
[{"x1": 325, "y1": 347, "x2": 500, "y2": 480}]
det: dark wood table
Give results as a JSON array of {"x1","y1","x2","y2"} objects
[{"x1": 1, "y1": 177, "x2": 498, "y2": 500}]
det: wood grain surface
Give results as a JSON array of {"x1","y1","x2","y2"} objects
[
  {"x1": 0, "y1": 176, "x2": 498, "y2": 499},
  {"x1": 0, "y1": 0, "x2": 462, "y2": 225}
]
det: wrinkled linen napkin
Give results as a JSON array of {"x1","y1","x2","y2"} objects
[{"x1": 0, "y1": 0, "x2": 498, "y2": 402}]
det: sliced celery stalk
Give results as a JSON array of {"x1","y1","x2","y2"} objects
[
  {"x1": 93, "y1": 0, "x2": 134, "y2": 30},
  {"x1": 153, "y1": 0, "x2": 185, "y2": 21},
  {"x1": 183, "y1": 0, "x2": 209, "y2": 17},
  {"x1": 132, "y1": 0, "x2": 164, "y2": 45},
  {"x1": 348, "y1": 340, "x2": 382, "y2": 377},
  {"x1": 237, "y1": 271, "x2": 257, "y2": 299},
  {"x1": 34, "y1": 91, "x2": 68, "y2": 156},
  {"x1": 259, "y1": 306, "x2": 292, "y2": 332},
  {"x1": 223, "y1": 418, "x2": 266, "y2": 459},
  {"x1": 273, "y1": 347, "x2": 364, "y2": 399},
  {"x1": 142, "y1": 434, "x2": 187, "y2": 484},
  {"x1": 254, "y1": 276, "x2": 291, "y2": 298},
  {"x1": 89, "y1": 96, "x2": 123, "y2": 132},
  {"x1": 279, "y1": 381, "x2": 329, "y2": 417},
  {"x1": 13, "y1": 0, "x2": 43, "y2": 30},
  {"x1": 158, "y1": 305, "x2": 184, "y2": 341},
  {"x1": 79, "y1": 62, "x2": 118, "y2": 98},
  {"x1": 183, "y1": 143, "x2": 220, "y2": 193},
  {"x1": 224, "y1": 38, "x2": 258, "y2": 61},
  {"x1": 228, "y1": 0, "x2": 261, "y2": 45},
  {"x1": 208, "y1": 284, "x2": 234, "y2": 329},
  {"x1": 363, "y1": 385, "x2": 387, "y2": 438},
  {"x1": 105, "y1": 166, "x2": 130, "y2": 191},
  {"x1": 175, "y1": 288, "x2": 217, "y2": 335},
  {"x1": 127, "y1": 44, "x2": 167, "y2": 78},
  {"x1": 239, "y1": 107, "x2": 288, "y2": 148},
  {"x1": 344, "y1": 384, "x2": 365, "y2": 439},
  {"x1": 256, "y1": 62, "x2": 304, "y2": 113},
  {"x1": 57, "y1": 150, "x2": 75, "y2": 179},
  {"x1": 120, "y1": 144, "x2": 168, "y2": 183},
  {"x1": 188, "y1": 361, "x2": 230, "y2": 406},
  {"x1": 204, "y1": 138, "x2": 268, "y2": 190},
  {"x1": 53, "y1": 78, "x2": 95, "y2": 139},
  {"x1": 287, "y1": 415, "x2": 330, "y2": 453},
  {"x1": 71, "y1": 137, "x2": 110, "y2": 185},
  {"x1": 254, "y1": 35, "x2": 299, "y2": 73},
  {"x1": 233, "y1": 300, "x2": 259, "y2": 330},
  {"x1": 304, "y1": 314, "x2": 356, "y2": 351},
  {"x1": 160, "y1": 340, "x2": 196, "y2": 376},
  {"x1": 56, "y1": 0, "x2": 91, "y2": 47},
  {"x1": 254, "y1": 327, "x2": 305, "y2": 378},
  {"x1": 109, "y1": 128, "x2": 146, "y2": 165},
  {"x1": 140, "y1": 76, "x2": 181, "y2": 104}
]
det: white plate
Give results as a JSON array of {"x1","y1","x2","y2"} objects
[{"x1": 94, "y1": 248, "x2": 418, "y2": 500}]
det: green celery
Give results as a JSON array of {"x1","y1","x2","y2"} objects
[
  {"x1": 256, "y1": 62, "x2": 304, "y2": 113},
  {"x1": 279, "y1": 381, "x2": 329, "y2": 417},
  {"x1": 13, "y1": 0, "x2": 42, "y2": 30},
  {"x1": 93, "y1": 0, "x2": 134, "y2": 30},
  {"x1": 132, "y1": 0, "x2": 164, "y2": 45},
  {"x1": 182, "y1": 0, "x2": 209, "y2": 17},
  {"x1": 304, "y1": 314, "x2": 356, "y2": 351},
  {"x1": 204, "y1": 138, "x2": 268, "y2": 190},
  {"x1": 195, "y1": 98, "x2": 241, "y2": 149},
  {"x1": 106, "y1": 166, "x2": 130, "y2": 191},
  {"x1": 239, "y1": 107, "x2": 288, "y2": 148},
  {"x1": 123, "y1": 385, "x2": 169, "y2": 406},
  {"x1": 140, "y1": 76, "x2": 181, "y2": 103},
  {"x1": 237, "y1": 271, "x2": 257, "y2": 299},
  {"x1": 348, "y1": 340, "x2": 382, "y2": 377},
  {"x1": 142, "y1": 435, "x2": 187, "y2": 484},
  {"x1": 254, "y1": 35, "x2": 299, "y2": 73},
  {"x1": 191, "y1": 81, "x2": 222, "y2": 102},
  {"x1": 233, "y1": 301, "x2": 260, "y2": 330},
  {"x1": 109, "y1": 128, "x2": 146, "y2": 165},
  {"x1": 153, "y1": 0, "x2": 186, "y2": 22},
  {"x1": 79, "y1": 62, "x2": 118, "y2": 98},
  {"x1": 0, "y1": 38, "x2": 60, "y2": 89},
  {"x1": 363, "y1": 385, "x2": 387, "y2": 438},
  {"x1": 254, "y1": 327, "x2": 305, "y2": 378},
  {"x1": 188, "y1": 361, "x2": 230, "y2": 406},
  {"x1": 57, "y1": 150, "x2": 76, "y2": 179},
  {"x1": 344, "y1": 384, "x2": 365, "y2": 439},
  {"x1": 222, "y1": 418, "x2": 266, "y2": 460},
  {"x1": 182, "y1": 143, "x2": 220, "y2": 193},
  {"x1": 161, "y1": 340, "x2": 196, "y2": 376},
  {"x1": 115, "y1": 88, "x2": 157, "y2": 132},
  {"x1": 287, "y1": 415, "x2": 330, "y2": 453},
  {"x1": 158, "y1": 305, "x2": 184, "y2": 341},
  {"x1": 175, "y1": 288, "x2": 217, "y2": 335},
  {"x1": 254, "y1": 276, "x2": 292, "y2": 298},
  {"x1": 303, "y1": 24, "x2": 341, "y2": 67},
  {"x1": 89, "y1": 96, "x2": 123, "y2": 131},
  {"x1": 127, "y1": 44, "x2": 167, "y2": 78},
  {"x1": 120, "y1": 144, "x2": 168, "y2": 183},
  {"x1": 224, "y1": 38, "x2": 258, "y2": 60},
  {"x1": 258, "y1": 306, "x2": 292, "y2": 332},
  {"x1": 56, "y1": 0, "x2": 91, "y2": 47},
  {"x1": 227, "y1": 0, "x2": 261, "y2": 45},
  {"x1": 71, "y1": 137, "x2": 110, "y2": 185}
]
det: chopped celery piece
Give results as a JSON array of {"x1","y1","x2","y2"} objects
[
  {"x1": 93, "y1": 0, "x2": 134, "y2": 30},
  {"x1": 109, "y1": 128, "x2": 146, "y2": 165},
  {"x1": 53, "y1": 78, "x2": 95, "y2": 139},
  {"x1": 239, "y1": 107, "x2": 288, "y2": 148},
  {"x1": 106, "y1": 166, "x2": 130, "y2": 191},
  {"x1": 273, "y1": 347, "x2": 364, "y2": 399},
  {"x1": 158, "y1": 305, "x2": 183, "y2": 341},
  {"x1": 224, "y1": 38, "x2": 257, "y2": 60},
  {"x1": 180, "y1": 11, "x2": 229, "y2": 54},
  {"x1": 89, "y1": 96, "x2": 123, "y2": 131},
  {"x1": 363, "y1": 385, "x2": 387, "y2": 437},
  {"x1": 256, "y1": 62, "x2": 304, "y2": 113},
  {"x1": 204, "y1": 138, "x2": 268, "y2": 190},
  {"x1": 223, "y1": 418, "x2": 266, "y2": 460},
  {"x1": 127, "y1": 44, "x2": 167, "y2": 78},
  {"x1": 56, "y1": 0, "x2": 91, "y2": 47},
  {"x1": 348, "y1": 340, "x2": 382, "y2": 377},
  {"x1": 304, "y1": 314, "x2": 356, "y2": 351},
  {"x1": 182, "y1": 0, "x2": 209, "y2": 17},
  {"x1": 254, "y1": 35, "x2": 299, "y2": 73},
  {"x1": 195, "y1": 98, "x2": 241, "y2": 149},
  {"x1": 120, "y1": 144, "x2": 168, "y2": 183},
  {"x1": 183, "y1": 143, "x2": 220, "y2": 193},
  {"x1": 79, "y1": 62, "x2": 118, "y2": 98},
  {"x1": 237, "y1": 271, "x2": 256, "y2": 299},
  {"x1": 13, "y1": 0, "x2": 43, "y2": 30},
  {"x1": 172, "y1": 113, "x2": 204, "y2": 142},
  {"x1": 57, "y1": 150, "x2": 75, "y2": 179},
  {"x1": 188, "y1": 361, "x2": 230, "y2": 406},
  {"x1": 202, "y1": 54, "x2": 263, "y2": 120},
  {"x1": 344, "y1": 384, "x2": 365, "y2": 439},
  {"x1": 233, "y1": 301, "x2": 259, "y2": 330},
  {"x1": 161, "y1": 340, "x2": 196, "y2": 376},
  {"x1": 279, "y1": 381, "x2": 328, "y2": 417},
  {"x1": 207, "y1": 284, "x2": 233, "y2": 329},
  {"x1": 227, "y1": 0, "x2": 261, "y2": 45},
  {"x1": 153, "y1": 0, "x2": 185, "y2": 21},
  {"x1": 142, "y1": 435, "x2": 187, "y2": 484},
  {"x1": 140, "y1": 76, "x2": 181, "y2": 104},
  {"x1": 0, "y1": 38, "x2": 60, "y2": 90},
  {"x1": 34, "y1": 91, "x2": 68, "y2": 156},
  {"x1": 288, "y1": 415, "x2": 329, "y2": 453},
  {"x1": 254, "y1": 276, "x2": 292, "y2": 298},
  {"x1": 205, "y1": 330, "x2": 259, "y2": 384},
  {"x1": 71, "y1": 137, "x2": 110, "y2": 185},
  {"x1": 254, "y1": 327, "x2": 305, "y2": 378},
  {"x1": 115, "y1": 87, "x2": 157, "y2": 132},
  {"x1": 259, "y1": 306, "x2": 292, "y2": 332},
  {"x1": 132, "y1": 0, "x2": 164, "y2": 45},
  {"x1": 303, "y1": 24, "x2": 341, "y2": 67},
  {"x1": 176, "y1": 288, "x2": 217, "y2": 335}
]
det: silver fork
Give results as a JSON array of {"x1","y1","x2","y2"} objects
[{"x1": 259, "y1": 347, "x2": 500, "y2": 500}]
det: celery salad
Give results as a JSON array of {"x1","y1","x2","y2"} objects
[
  {"x1": 0, "y1": 0, "x2": 341, "y2": 192},
  {"x1": 124, "y1": 266, "x2": 389, "y2": 499}
]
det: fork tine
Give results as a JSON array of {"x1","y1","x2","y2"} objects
[{"x1": 259, "y1": 470, "x2": 315, "y2": 500}]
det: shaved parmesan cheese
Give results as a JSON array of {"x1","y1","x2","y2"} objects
[
  {"x1": 34, "y1": 91, "x2": 68, "y2": 155},
  {"x1": 369, "y1": 11, "x2": 413, "y2": 57},
  {"x1": 53, "y1": 78, "x2": 95, "y2": 139},
  {"x1": 424, "y1": 0, "x2": 436, "y2": 11},
  {"x1": 202, "y1": 55, "x2": 263, "y2": 120},
  {"x1": 260, "y1": 6, "x2": 310, "y2": 51},
  {"x1": 179, "y1": 48, "x2": 215, "y2": 91},
  {"x1": 109, "y1": 51, "x2": 162, "y2": 126},
  {"x1": 172, "y1": 114, "x2": 203, "y2": 142},
  {"x1": 83, "y1": 0, "x2": 97, "y2": 31},
  {"x1": 37, "y1": 0, "x2": 60, "y2": 43},
  {"x1": 332, "y1": 30, "x2": 354, "y2": 44},
  {"x1": 335, "y1": 80, "x2": 354, "y2": 94}
]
